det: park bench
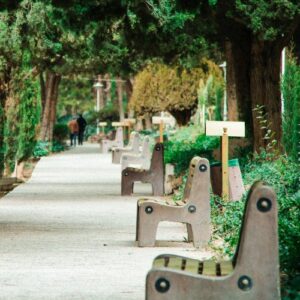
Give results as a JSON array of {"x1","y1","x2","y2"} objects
[
  {"x1": 145, "y1": 181, "x2": 280, "y2": 300},
  {"x1": 101, "y1": 127, "x2": 124, "y2": 153},
  {"x1": 112, "y1": 132, "x2": 140, "y2": 164},
  {"x1": 136, "y1": 157, "x2": 210, "y2": 247},
  {"x1": 121, "y1": 136, "x2": 151, "y2": 170},
  {"x1": 121, "y1": 143, "x2": 164, "y2": 196}
]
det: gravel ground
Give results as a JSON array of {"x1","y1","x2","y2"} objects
[{"x1": 0, "y1": 144, "x2": 212, "y2": 300}]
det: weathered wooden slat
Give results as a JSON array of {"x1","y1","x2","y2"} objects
[
  {"x1": 220, "y1": 260, "x2": 233, "y2": 276},
  {"x1": 168, "y1": 257, "x2": 183, "y2": 270},
  {"x1": 185, "y1": 259, "x2": 200, "y2": 274},
  {"x1": 153, "y1": 257, "x2": 165, "y2": 268},
  {"x1": 203, "y1": 260, "x2": 217, "y2": 276}
]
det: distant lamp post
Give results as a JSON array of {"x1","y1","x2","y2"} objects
[
  {"x1": 93, "y1": 81, "x2": 103, "y2": 134},
  {"x1": 219, "y1": 62, "x2": 227, "y2": 121}
]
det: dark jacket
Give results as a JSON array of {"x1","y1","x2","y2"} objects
[{"x1": 77, "y1": 116, "x2": 87, "y2": 132}]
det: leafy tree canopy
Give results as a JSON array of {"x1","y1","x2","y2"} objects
[{"x1": 130, "y1": 58, "x2": 222, "y2": 125}]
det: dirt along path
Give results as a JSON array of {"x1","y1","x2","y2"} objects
[{"x1": 0, "y1": 143, "x2": 213, "y2": 300}]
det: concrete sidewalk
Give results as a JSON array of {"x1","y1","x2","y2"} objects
[{"x1": 0, "y1": 144, "x2": 212, "y2": 300}]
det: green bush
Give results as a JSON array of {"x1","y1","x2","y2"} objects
[
  {"x1": 99, "y1": 102, "x2": 119, "y2": 124},
  {"x1": 17, "y1": 77, "x2": 41, "y2": 163},
  {"x1": 52, "y1": 140, "x2": 65, "y2": 153},
  {"x1": 282, "y1": 54, "x2": 300, "y2": 162},
  {"x1": 33, "y1": 140, "x2": 65, "y2": 157},
  {"x1": 53, "y1": 123, "x2": 69, "y2": 143},
  {"x1": 164, "y1": 125, "x2": 219, "y2": 174},
  {"x1": 33, "y1": 141, "x2": 49, "y2": 157},
  {"x1": 211, "y1": 155, "x2": 300, "y2": 297},
  {"x1": 172, "y1": 152, "x2": 299, "y2": 296}
]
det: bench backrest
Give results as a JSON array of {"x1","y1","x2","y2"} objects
[
  {"x1": 114, "y1": 127, "x2": 123, "y2": 142},
  {"x1": 149, "y1": 143, "x2": 164, "y2": 174},
  {"x1": 141, "y1": 136, "x2": 151, "y2": 159},
  {"x1": 184, "y1": 157, "x2": 210, "y2": 217},
  {"x1": 129, "y1": 132, "x2": 140, "y2": 152},
  {"x1": 233, "y1": 181, "x2": 279, "y2": 284},
  {"x1": 183, "y1": 157, "x2": 199, "y2": 200}
]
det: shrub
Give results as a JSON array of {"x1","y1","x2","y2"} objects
[
  {"x1": 17, "y1": 77, "x2": 41, "y2": 163},
  {"x1": 33, "y1": 140, "x2": 65, "y2": 157},
  {"x1": 211, "y1": 155, "x2": 300, "y2": 297},
  {"x1": 53, "y1": 123, "x2": 69, "y2": 143},
  {"x1": 33, "y1": 141, "x2": 49, "y2": 157},
  {"x1": 130, "y1": 59, "x2": 223, "y2": 126},
  {"x1": 173, "y1": 152, "x2": 299, "y2": 296},
  {"x1": 164, "y1": 125, "x2": 219, "y2": 174},
  {"x1": 98, "y1": 102, "x2": 119, "y2": 124},
  {"x1": 282, "y1": 53, "x2": 300, "y2": 162},
  {"x1": 52, "y1": 140, "x2": 65, "y2": 153}
]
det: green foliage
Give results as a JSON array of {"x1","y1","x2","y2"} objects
[
  {"x1": 17, "y1": 77, "x2": 41, "y2": 163},
  {"x1": 211, "y1": 155, "x2": 300, "y2": 296},
  {"x1": 0, "y1": 102, "x2": 4, "y2": 175},
  {"x1": 130, "y1": 59, "x2": 223, "y2": 124},
  {"x1": 164, "y1": 125, "x2": 219, "y2": 174},
  {"x1": 282, "y1": 53, "x2": 300, "y2": 162},
  {"x1": 253, "y1": 104, "x2": 278, "y2": 156},
  {"x1": 52, "y1": 140, "x2": 65, "y2": 153},
  {"x1": 214, "y1": 84, "x2": 223, "y2": 121},
  {"x1": 33, "y1": 141, "x2": 49, "y2": 157},
  {"x1": 53, "y1": 123, "x2": 69, "y2": 143},
  {"x1": 98, "y1": 102, "x2": 119, "y2": 124},
  {"x1": 57, "y1": 76, "x2": 95, "y2": 118},
  {"x1": 3, "y1": 95, "x2": 19, "y2": 173},
  {"x1": 33, "y1": 140, "x2": 65, "y2": 157}
]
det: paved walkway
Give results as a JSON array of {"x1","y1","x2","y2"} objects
[{"x1": 0, "y1": 144, "x2": 212, "y2": 300}]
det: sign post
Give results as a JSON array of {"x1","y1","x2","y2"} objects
[
  {"x1": 206, "y1": 121, "x2": 245, "y2": 201},
  {"x1": 99, "y1": 122, "x2": 107, "y2": 133},
  {"x1": 123, "y1": 118, "x2": 136, "y2": 140},
  {"x1": 152, "y1": 116, "x2": 173, "y2": 143}
]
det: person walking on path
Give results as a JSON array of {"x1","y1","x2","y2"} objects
[
  {"x1": 68, "y1": 116, "x2": 79, "y2": 146},
  {"x1": 77, "y1": 114, "x2": 87, "y2": 145}
]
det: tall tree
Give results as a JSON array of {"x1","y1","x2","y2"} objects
[{"x1": 121, "y1": 0, "x2": 300, "y2": 150}]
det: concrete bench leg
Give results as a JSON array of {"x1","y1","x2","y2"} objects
[
  {"x1": 190, "y1": 223, "x2": 211, "y2": 248},
  {"x1": 152, "y1": 180, "x2": 164, "y2": 197},
  {"x1": 186, "y1": 224, "x2": 193, "y2": 243},
  {"x1": 121, "y1": 174, "x2": 134, "y2": 196}
]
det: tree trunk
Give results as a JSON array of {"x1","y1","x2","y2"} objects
[
  {"x1": 225, "y1": 40, "x2": 238, "y2": 121},
  {"x1": 169, "y1": 108, "x2": 192, "y2": 126},
  {"x1": 227, "y1": 34, "x2": 282, "y2": 151},
  {"x1": 47, "y1": 75, "x2": 61, "y2": 143},
  {"x1": 0, "y1": 71, "x2": 10, "y2": 176},
  {"x1": 125, "y1": 78, "x2": 135, "y2": 118},
  {"x1": 39, "y1": 72, "x2": 61, "y2": 142},
  {"x1": 117, "y1": 77, "x2": 125, "y2": 121},
  {"x1": 97, "y1": 74, "x2": 105, "y2": 110},
  {"x1": 144, "y1": 113, "x2": 152, "y2": 130},
  {"x1": 250, "y1": 39, "x2": 282, "y2": 150},
  {"x1": 104, "y1": 73, "x2": 111, "y2": 104},
  {"x1": 40, "y1": 72, "x2": 46, "y2": 115}
]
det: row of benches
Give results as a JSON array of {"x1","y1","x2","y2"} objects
[{"x1": 100, "y1": 129, "x2": 280, "y2": 299}]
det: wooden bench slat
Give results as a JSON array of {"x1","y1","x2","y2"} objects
[
  {"x1": 185, "y1": 258, "x2": 200, "y2": 274},
  {"x1": 220, "y1": 261, "x2": 233, "y2": 276},
  {"x1": 168, "y1": 257, "x2": 183, "y2": 270},
  {"x1": 153, "y1": 257, "x2": 165, "y2": 268},
  {"x1": 153, "y1": 255, "x2": 233, "y2": 277},
  {"x1": 175, "y1": 200, "x2": 186, "y2": 206},
  {"x1": 203, "y1": 260, "x2": 217, "y2": 276}
]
